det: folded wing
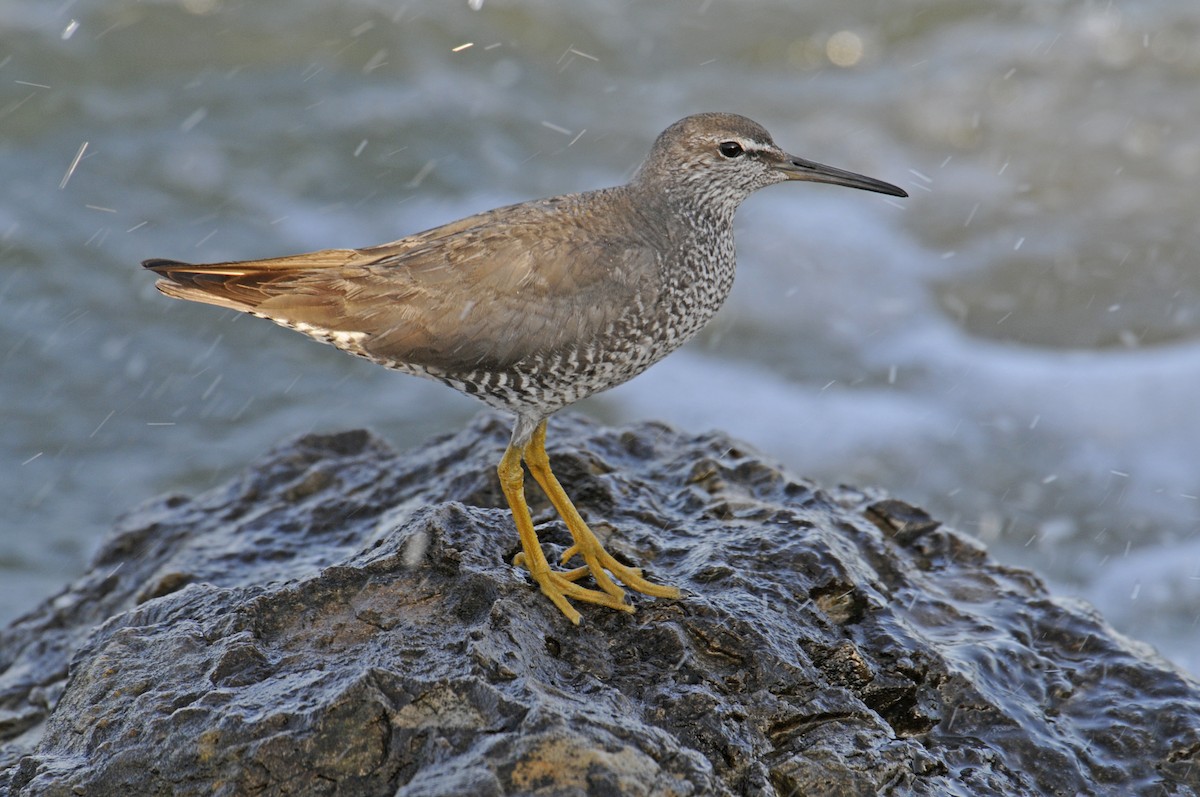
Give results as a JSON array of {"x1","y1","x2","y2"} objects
[{"x1": 144, "y1": 195, "x2": 661, "y2": 372}]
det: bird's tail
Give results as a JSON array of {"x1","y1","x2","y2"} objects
[
  {"x1": 142, "y1": 257, "x2": 269, "y2": 312},
  {"x1": 142, "y1": 249, "x2": 358, "y2": 313}
]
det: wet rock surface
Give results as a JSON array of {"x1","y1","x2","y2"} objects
[{"x1": 1, "y1": 412, "x2": 1198, "y2": 796}]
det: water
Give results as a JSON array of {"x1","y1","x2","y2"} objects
[{"x1": 3, "y1": 0, "x2": 1198, "y2": 673}]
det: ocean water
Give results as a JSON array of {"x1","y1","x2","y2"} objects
[{"x1": 3, "y1": 0, "x2": 1199, "y2": 673}]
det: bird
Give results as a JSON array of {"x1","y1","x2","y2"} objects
[{"x1": 143, "y1": 112, "x2": 907, "y2": 625}]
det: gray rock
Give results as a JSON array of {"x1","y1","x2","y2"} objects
[{"x1": 1, "y1": 413, "x2": 1197, "y2": 796}]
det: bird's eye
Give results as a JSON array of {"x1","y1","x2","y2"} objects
[{"x1": 718, "y1": 141, "x2": 744, "y2": 159}]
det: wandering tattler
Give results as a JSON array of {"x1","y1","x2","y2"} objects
[{"x1": 144, "y1": 113, "x2": 907, "y2": 624}]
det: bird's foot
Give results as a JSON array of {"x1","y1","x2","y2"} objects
[
  {"x1": 505, "y1": 419, "x2": 679, "y2": 624},
  {"x1": 559, "y1": 539, "x2": 681, "y2": 601},
  {"x1": 512, "y1": 552, "x2": 634, "y2": 625}
]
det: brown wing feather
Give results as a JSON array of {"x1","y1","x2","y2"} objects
[{"x1": 144, "y1": 190, "x2": 663, "y2": 372}]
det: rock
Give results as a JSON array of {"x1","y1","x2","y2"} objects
[{"x1": 1, "y1": 412, "x2": 1197, "y2": 796}]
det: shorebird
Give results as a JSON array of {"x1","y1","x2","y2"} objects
[{"x1": 144, "y1": 113, "x2": 907, "y2": 624}]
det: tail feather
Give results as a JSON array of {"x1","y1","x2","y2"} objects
[
  {"x1": 142, "y1": 250, "x2": 360, "y2": 313},
  {"x1": 142, "y1": 257, "x2": 265, "y2": 312}
]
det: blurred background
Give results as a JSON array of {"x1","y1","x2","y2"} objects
[{"x1": 3, "y1": 0, "x2": 1199, "y2": 672}]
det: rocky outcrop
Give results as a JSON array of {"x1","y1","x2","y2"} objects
[{"x1": 2, "y1": 413, "x2": 1197, "y2": 796}]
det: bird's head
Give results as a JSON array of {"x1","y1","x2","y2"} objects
[{"x1": 635, "y1": 112, "x2": 907, "y2": 213}]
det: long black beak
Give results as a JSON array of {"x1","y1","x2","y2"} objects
[{"x1": 774, "y1": 154, "x2": 908, "y2": 197}]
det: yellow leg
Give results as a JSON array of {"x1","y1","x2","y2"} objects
[
  {"x1": 497, "y1": 440, "x2": 633, "y2": 625},
  {"x1": 522, "y1": 420, "x2": 681, "y2": 603}
]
